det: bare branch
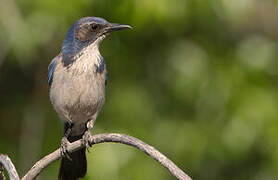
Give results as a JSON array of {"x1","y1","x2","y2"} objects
[
  {"x1": 22, "y1": 133, "x2": 192, "y2": 180},
  {"x1": 0, "y1": 154, "x2": 20, "y2": 180},
  {"x1": 0, "y1": 162, "x2": 6, "y2": 180}
]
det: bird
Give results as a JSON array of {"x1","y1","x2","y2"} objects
[{"x1": 47, "y1": 17, "x2": 131, "y2": 180}]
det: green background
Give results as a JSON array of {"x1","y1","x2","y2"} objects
[{"x1": 1, "y1": 0, "x2": 278, "y2": 179}]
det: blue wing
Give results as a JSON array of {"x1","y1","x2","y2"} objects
[{"x1": 48, "y1": 58, "x2": 57, "y2": 86}]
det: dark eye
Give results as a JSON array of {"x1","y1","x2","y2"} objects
[{"x1": 91, "y1": 24, "x2": 98, "y2": 30}]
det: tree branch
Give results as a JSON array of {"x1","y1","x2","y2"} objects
[
  {"x1": 2, "y1": 133, "x2": 192, "y2": 180},
  {"x1": 0, "y1": 163, "x2": 5, "y2": 180},
  {"x1": 0, "y1": 154, "x2": 19, "y2": 180}
]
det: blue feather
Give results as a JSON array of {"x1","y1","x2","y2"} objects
[
  {"x1": 105, "y1": 72, "x2": 108, "y2": 86},
  {"x1": 48, "y1": 59, "x2": 57, "y2": 86}
]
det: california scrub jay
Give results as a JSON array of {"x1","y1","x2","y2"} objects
[{"x1": 47, "y1": 17, "x2": 131, "y2": 180}]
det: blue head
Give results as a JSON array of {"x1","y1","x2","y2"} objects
[{"x1": 61, "y1": 17, "x2": 131, "y2": 66}]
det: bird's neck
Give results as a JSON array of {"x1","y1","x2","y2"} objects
[
  {"x1": 64, "y1": 43, "x2": 104, "y2": 75},
  {"x1": 61, "y1": 36, "x2": 104, "y2": 68},
  {"x1": 79, "y1": 43, "x2": 103, "y2": 68}
]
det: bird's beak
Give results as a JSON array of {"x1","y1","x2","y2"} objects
[{"x1": 105, "y1": 23, "x2": 132, "y2": 33}]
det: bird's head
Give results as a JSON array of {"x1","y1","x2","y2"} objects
[{"x1": 62, "y1": 17, "x2": 131, "y2": 61}]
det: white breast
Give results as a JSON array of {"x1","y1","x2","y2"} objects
[{"x1": 50, "y1": 42, "x2": 106, "y2": 124}]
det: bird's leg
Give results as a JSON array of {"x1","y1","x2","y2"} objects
[
  {"x1": 82, "y1": 119, "x2": 95, "y2": 151},
  {"x1": 60, "y1": 122, "x2": 73, "y2": 160}
]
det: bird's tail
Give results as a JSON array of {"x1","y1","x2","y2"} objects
[{"x1": 59, "y1": 135, "x2": 87, "y2": 180}]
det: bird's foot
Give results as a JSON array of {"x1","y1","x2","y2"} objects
[
  {"x1": 82, "y1": 130, "x2": 93, "y2": 152},
  {"x1": 60, "y1": 136, "x2": 72, "y2": 161}
]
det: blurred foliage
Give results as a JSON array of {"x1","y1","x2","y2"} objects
[{"x1": 1, "y1": 0, "x2": 278, "y2": 179}]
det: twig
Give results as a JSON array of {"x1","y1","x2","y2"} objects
[{"x1": 0, "y1": 154, "x2": 19, "y2": 180}]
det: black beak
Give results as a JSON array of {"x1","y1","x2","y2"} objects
[{"x1": 105, "y1": 23, "x2": 132, "y2": 33}]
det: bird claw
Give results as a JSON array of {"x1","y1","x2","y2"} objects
[
  {"x1": 60, "y1": 137, "x2": 72, "y2": 161},
  {"x1": 82, "y1": 131, "x2": 92, "y2": 152}
]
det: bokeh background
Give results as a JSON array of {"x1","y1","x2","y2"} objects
[{"x1": 1, "y1": 0, "x2": 278, "y2": 179}]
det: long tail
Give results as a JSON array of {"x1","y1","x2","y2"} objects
[{"x1": 59, "y1": 135, "x2": 87, "y2": 180}]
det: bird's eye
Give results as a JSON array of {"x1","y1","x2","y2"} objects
[{"x1": 91, "y1": 24, "x2": 98, "y2": 30}]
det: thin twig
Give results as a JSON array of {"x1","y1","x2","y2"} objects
[
  {"x1": 0, "y1": 154, "x2": 20, "y2": 180},
  {"x1": 22, "y1": 133, "x2": 192, "y2": 180}
]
